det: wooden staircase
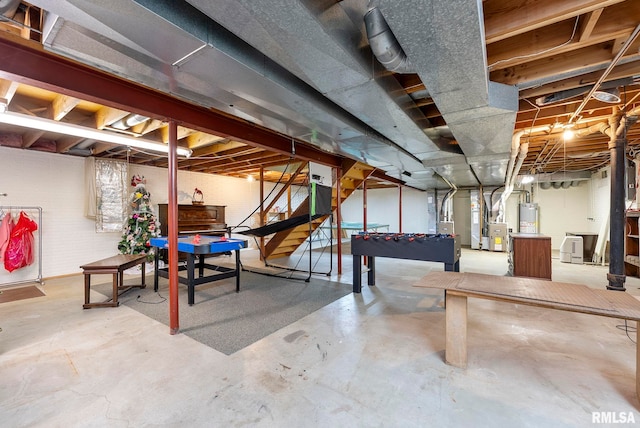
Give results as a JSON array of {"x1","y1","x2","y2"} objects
[{"x1": 263, "y1": 159, "x2": 375, "y2": 259}]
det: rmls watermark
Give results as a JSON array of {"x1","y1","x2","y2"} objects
[{"x1": 591, "y1": 411, "x2": 636, "y2": 424}]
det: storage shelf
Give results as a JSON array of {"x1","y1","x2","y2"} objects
[
  {"x1": 625, "y1": 214, "x2": 640, "y2": 277},
  {"x1": 625, "y1": 256, "x2": 640, "y2": 267}
]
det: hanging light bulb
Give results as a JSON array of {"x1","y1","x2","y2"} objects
[
  {"x1": 521, "y1": 175, "x2": 535, "y2": 184},
  {"x1": 563, "y1": 129, "x2": 574, "y2": 140},
  {"x1": 562, "y1": 123, "x2": 575, "y2": 140}
]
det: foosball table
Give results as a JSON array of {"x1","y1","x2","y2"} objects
[{"x1": 351, "y1": 232, "x2": 461, "y2": 293}]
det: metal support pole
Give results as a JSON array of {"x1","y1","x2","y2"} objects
[
  {"x1": 363, "y1": 180, "x2": 367, "y2": 231},
  {"x1": 363, "y1": 180, "x2": 367, "y2": 267},
  {"x1": 607, "y1": 111, "x2": 627, "y2": 291},
  {"x1": 336, "y1": 166, "x2": 343, "y2": 275},
  {"x1": 259, "y1": 167, "x2": 265, "y2": 261},
  {"x1": 307, "y1": 182, "x2": 312, "y2": 283},
  {"x1": 168, "y1": 120, "x2": 180, "y2": 334},
  {"x1": 398, "y1": 184, "x2": 403, "y2": 233}
]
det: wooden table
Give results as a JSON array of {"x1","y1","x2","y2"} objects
[
  {"x1": 80, "y1": 254, "x2": 147, "y2": 309},
  {"x1": 414, "y1": 271, "x2": 640, "y2": 401}
]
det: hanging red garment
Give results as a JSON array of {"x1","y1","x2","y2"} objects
[
  {"x1": 0, "y1": 212, "x2": 14, "y2": 263},
  {"x1": 4, "y1": 211, "x2": 38, "y2": 272}
]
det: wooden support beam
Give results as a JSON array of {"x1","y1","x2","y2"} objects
[
  {"x1": 445, "y1": 292, "x2": 468, "y2": 368},
  {"x1": 579, "y1": 8, "x2": 603, "y2": 42},
  {"x1": 484, "y1": 0, "x2": 625, "y2": 44},
  {"x1": 49, "y1": 94, "x2": 79, "y2": 121}
]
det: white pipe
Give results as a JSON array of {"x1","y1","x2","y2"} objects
[
  {"x1": 439, "y1": 175, "x2": 457, "y2": 222},
  {"x1": 499, "y1": 133, "x2": 527, "y2": 222},
  {"x1": 504, "y1": 131, "x2": 524, "y2": 190}
]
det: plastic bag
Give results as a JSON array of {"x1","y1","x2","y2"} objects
[
  {"x1": 4, "y1": 211, "x2": 38, "y2": 272},
  {"x1": 0, "y1": 213, "x2": 14, "y2": 263}
]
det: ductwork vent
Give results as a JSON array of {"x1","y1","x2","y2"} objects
[
  {"x1": 0, "y1": 0, "x2": 20, "y2": 18},
  {"x1": 539, "y1": 181, "x2": 582, "y2": 190},
  {"x1": 364, "y1": 7, "x2": 414, "y2": 74}
]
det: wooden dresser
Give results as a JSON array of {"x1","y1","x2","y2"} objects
[
  {"x1": 158, "y1": 204, "x2": 227, "y2": 236},
  {"x1": 508, "y1": 233, "x2": 552, "y2": 280}
]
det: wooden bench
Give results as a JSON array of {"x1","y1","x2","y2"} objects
[
  {"x1": 80, "y1": 254, "x2": 147, "y2": 309},
  {"x1": 414, "y1": 271, "x2": 640, "y2": 401}
]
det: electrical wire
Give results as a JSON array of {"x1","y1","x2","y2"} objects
[
  {"x1": 488, "y1": 17, "x2": 579, "y2": 69},
  {"x1": 230, "y1": 157, "x2": 295, "y2": 231},
  {"x1": 136, "y1": 291, "x2": 167, "y2": 304},
  {"x1": 616, "y1": 320, "x2": 637, "y2": 344},
  {"x1": 521, "y1": 98, "x2": 541, "y2": 174}
]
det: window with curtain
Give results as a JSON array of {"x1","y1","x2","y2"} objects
[{"x1": 90, "y1": 158, "x2": 128, "y2": 232}]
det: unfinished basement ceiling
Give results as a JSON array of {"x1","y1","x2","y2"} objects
[{"x1": 0, "y1": 1, "x2": 639, "y2": 190}]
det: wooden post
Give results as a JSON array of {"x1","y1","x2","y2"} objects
[{"x1": 445, "y1": 291, "x2": 467, "y2": 368}]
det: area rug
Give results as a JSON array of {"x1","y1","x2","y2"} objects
[
  {"x1": 92, "y1": 270, "x2": 351, "y2": 355},
  {"x1": 0, "y1": 285, "x2": 45, "y2": 304}
]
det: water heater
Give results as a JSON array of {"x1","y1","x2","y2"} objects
[{"x1": 519, "y1": 203, "x2": 539, "y2": 233}]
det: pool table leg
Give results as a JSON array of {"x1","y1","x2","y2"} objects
[
  {"x1": 187, "y1": 254, "x2": 195, "y2": 306},
  {"x1": 235, "y1": 250, "x2": 240, "y2": 293}
]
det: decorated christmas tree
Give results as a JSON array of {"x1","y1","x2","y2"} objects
[{"x1": 118, "y1": 175, "x2": 160, "y2": 262}]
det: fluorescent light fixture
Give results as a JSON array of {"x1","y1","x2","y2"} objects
[
  {"x1": 0, "y1": 111, "x2": 192, "y2": 157},
  {"x1": 0, "y1": 98, "x2": 7, "y2": 113}
]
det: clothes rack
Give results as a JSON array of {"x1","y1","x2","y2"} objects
[{"x1": 0, "y1": 206, "x2": 44, "y2": 288}]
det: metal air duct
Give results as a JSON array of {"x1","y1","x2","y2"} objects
[
  {"x1": 376, "y1": 0, "x2": 518, "y2": 186},
  {"x1": 0, "y1": 0, "x2": 20, "y2": 18},
  {"x1": 364, "y1": 7, "x2": 414, "y2": 74},
  {"x1": 110, "y1": 114, "x2": 150, "y2": 130}
]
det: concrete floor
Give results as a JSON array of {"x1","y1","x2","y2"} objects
[{"x1": 1, "y1": 247, "x2": 639, "y2": 427}]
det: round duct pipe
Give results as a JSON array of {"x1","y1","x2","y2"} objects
[
  {"x1": 110, "y1": 114, "x2": 150, "y2": 130},
  {"x1": 539, "y1": 181, "x2": 582, "y2": 189},
  {"x1": 364, "y1": 7, "x2": 414, "y2": 74}
]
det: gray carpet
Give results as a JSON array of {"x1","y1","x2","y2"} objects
[{"x1": 92, "y1": 269, "x2": 351, "y2": 355}]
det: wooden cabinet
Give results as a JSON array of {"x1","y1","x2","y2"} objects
[
  {"x1": 625, "y1": 211, "x2": 640, "y2": 277},
  {"x1": 158, "y1": 204, "x2": 226, "y2": 236},
  {"x1": 508, "y1": 233, "x2": 552, "y2": 280}
]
